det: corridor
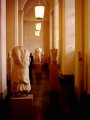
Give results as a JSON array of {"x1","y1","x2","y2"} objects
[
  {"x1": 0, "y1": 65, "x2": 80, "y2": 120},
  {"x1": 30, "y1": 67, "x2": 78, "y2": 120},
  {"x1": 0, "y1": 1, "x2": 90, "y2": 120}
]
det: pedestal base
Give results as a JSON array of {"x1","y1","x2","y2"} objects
[
  {"x1": 10, "y1": 94, "x2": 33, "y2": 120},
  {"x1": 50, "y1": 64, "x2": 59, "y2": 92},
  {"x1": 35, "y1": 63, "x2": 42, "y2": 73}
]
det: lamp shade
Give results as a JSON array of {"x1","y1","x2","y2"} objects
[
  {"x1": 36, "y1": 23, "x2": 41, "y2": 30},
  {"x1": 35, "y1": 6, "x2": 45, "y2": 19},
  {"x1": 35, "y1": 30, "x2": 40, "y2": 37}
]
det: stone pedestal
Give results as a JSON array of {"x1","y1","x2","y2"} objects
[
  {"x1": 50, "y1": 64, "x2": 59, "y2": 92},
  {"x1": 10, "y1": 94, "x2": 33, "y2": 120},
  {"x1": 35, "y1": 63, "x2": 42, "y2": 79},
  {"x1": 35, "y1": 63, "x2": 42, "y2": 73}
]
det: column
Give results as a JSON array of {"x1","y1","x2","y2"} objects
[
  {"x1": 61, "y1": 0, "x2": 75, "y2": 75},
  {"x1": 54, "y1": 0, "x2": 59, "y2": 64},
  {"x1": 87, "y1": 0, "x2": 90, "y2": 94},
  {"x1": 18, "y1": 10, "x2": 24, "y2": 46},
  {"x1": 75, "y1": 0, "x2": 83, "y2": 98},
  {"x1": 6, "y1": 0, "x2": 18, "y2": 56},
  {"x1": 49, "y1": 9, "x2": 53, "y2": 49},
  {"x1": 0, "y1": 0, "x2": 7, "y2": 101}
]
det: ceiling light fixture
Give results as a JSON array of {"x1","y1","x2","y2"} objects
[
  {"x1": 35, "y1": 0, "x2": 45, "y2": 19},
  {"x1": 35, "y1": 23, "x2": 41, "y2": 31},
  {"x1": 35, "y1": 30, "x2": 40, "y2": 37}
]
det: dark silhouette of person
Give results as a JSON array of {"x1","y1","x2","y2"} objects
[{"x1": 29, "y1": 53, "x2": 34, "y2": 81}]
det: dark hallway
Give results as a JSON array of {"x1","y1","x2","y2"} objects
[{"x1": 0, "y1": 66, "x2": 80, "y2": 120}]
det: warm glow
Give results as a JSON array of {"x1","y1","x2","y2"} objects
[
  {"x1": 35, "y1": 6, "x2": 45, "y2": 19},
  {"x1": 35, "y1": 30, "x2": 40, "y2": 37},
  {"x1": 36, "y1": 23, "x2": 41, "y2": 30}
]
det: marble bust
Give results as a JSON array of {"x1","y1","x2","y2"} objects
[
  {"x1": 50, "y1": 48, "x2": 58, "y2": 64},
  {"x1": 34, "y1": 47, "x2": 42, "y2": 63},
  {"x1": 11, "y1": 46, "x2": 31, "y2": 95}
]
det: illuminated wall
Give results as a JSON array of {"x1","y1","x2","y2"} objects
[
  {"x1": 24, "y1": 21, "x2": 49, "y2": 57},
  {"x1": 62, "y1": 0, "x2": 75, "y2": 74},
  {"x1": 6, "y1": 0, "x2": 18, "y2": 56},
  {"x1": 0, "y1": 0, "x2": 7, "y2": 101}
]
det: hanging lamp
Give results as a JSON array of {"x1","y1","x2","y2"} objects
[
  {"x1": 35, "y1": 0, "x2": 45, "y2": 19},
  {"x1": 35, "y1": 23, "x2": 41, "y2": 30},
  {"x1": 35, "y1": 30, "x2": 40, "y2": 37}
]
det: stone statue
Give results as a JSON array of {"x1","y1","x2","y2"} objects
[
  {"x1": 50, "y1": 48, "x2": 58, "y2": 64},
  {"x1": 11, "y1": 46, "x2": 31, "y2": 95},
  {"x1": 34, "y1": 47, "x2": 42, "y2": 63}
]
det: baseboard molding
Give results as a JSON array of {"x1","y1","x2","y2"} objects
[
  {"x1": 59, "y1": 73, "x2": 74, "y2": 86},
  {"x1": 80, "y1": 92, "x2": 90, "y2": 100},
  {"x1": 74, "y1": 87, "x2": 90, "y2": 102},
  {"x1": 60, "y1": 74, "x2": 74, "y2": 80},
  {"x1": 0, "y1": 88, "x2": 7, "y2": 103},
  {"x1": 0, "y1": 92, "x2": 2, "y2": 103}
]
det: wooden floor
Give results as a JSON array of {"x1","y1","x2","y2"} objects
[
  {"x1": 31, "y1": 67, "x2": 80, "y2": 120},
  {"x1": 0, "y1": 65, "x2": 87, "y2": 120}
]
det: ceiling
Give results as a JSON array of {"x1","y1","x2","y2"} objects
[{"x1": 22, "y1": 0, "x2": 53, "y2": 21}]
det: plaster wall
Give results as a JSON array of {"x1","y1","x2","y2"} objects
[{"x1": 24, "y1": 21, "x2": 49, "y2": 58}]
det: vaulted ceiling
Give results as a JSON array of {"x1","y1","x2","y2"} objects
[{"x1": 18, "y1": 0, "x2": 54, "y2": 21}]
